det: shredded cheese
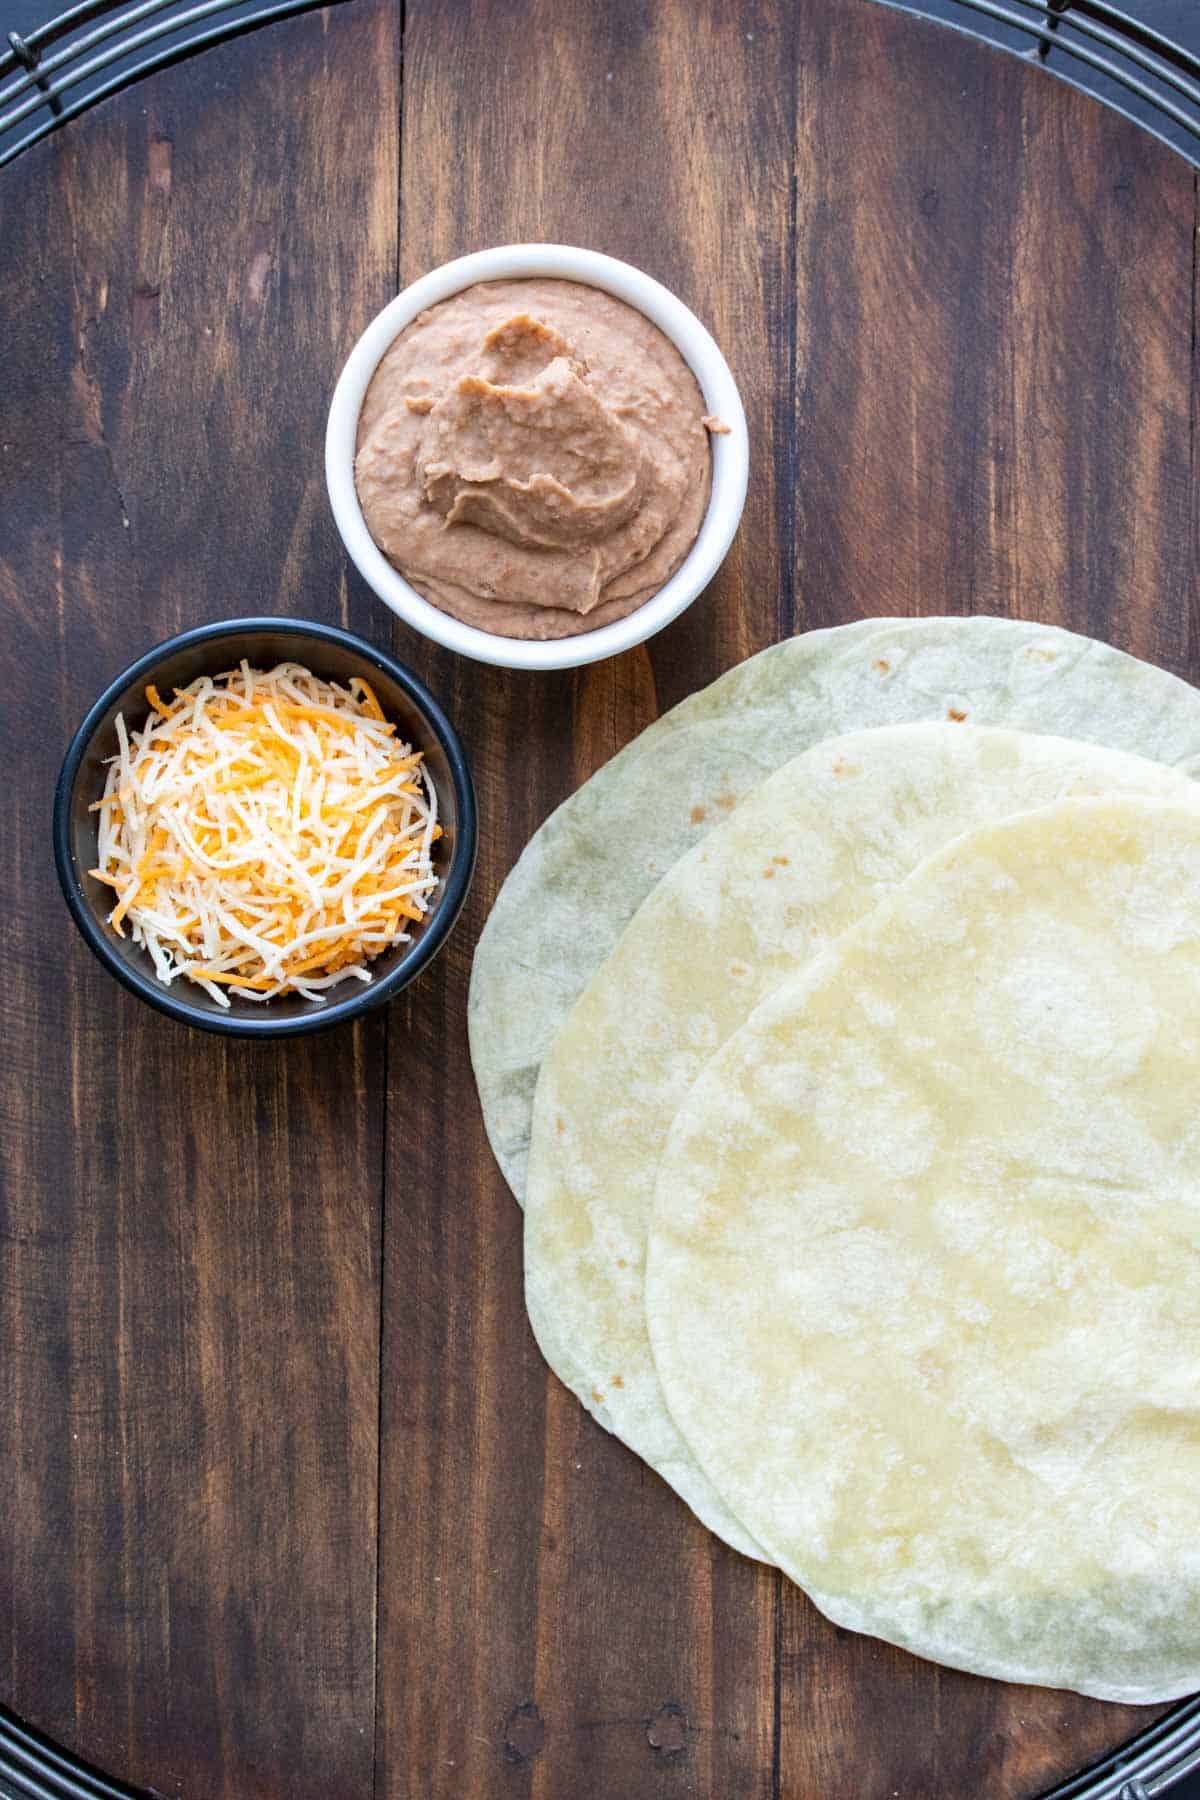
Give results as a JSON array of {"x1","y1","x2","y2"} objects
[{"x1": 89, "y1": 660, "x2": 442, "y2": 1007}]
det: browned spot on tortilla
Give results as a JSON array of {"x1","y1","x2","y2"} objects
[
  {"x1": 773, "y1": 854, "x2": 790, "y2": 866},
  {"x1": 591, "y1": 1387, "x2": 604, "y2": 1403},
  {"x1": 715, "y1": 786, "x2": 738, "y2": 811},
  {"x1": 763, "y1": 866, "x2": 775, "y2": 879},
  {"x1": 616, "y1": 1257, "x2": 627, "y2": 1268},
  {"x1": 689, "y1": 804, "x2": 707, "y2": 824},
  {"x1": 947, "y1": 707, "x2": 967, "y2": 722},
  {"x1": 832, "y1": 758, "x2": 861, "y2": 778},
  {"x1": 1025, "y1": 645, "x2": 1058, "y2": 662},
  {"x1": 612, "y1": 1374, "x2": 624, "y2": 1388},
  {"x1": 873, "y1": 657, "x2": 891, "y2": 674},
  {"x1": 555, "y1": 1115, "x2": 565, "y2": 1135}
]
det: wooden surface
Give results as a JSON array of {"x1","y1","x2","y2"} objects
[{"x1": 0, "y1": 2, "x2": 1196, "y2": 1796}]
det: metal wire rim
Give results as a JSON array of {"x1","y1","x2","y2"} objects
[
  {"x1": 0, "y1": 1703, "x2": 144, "y2": 1798},
  {"x1": 1044, "y1": 1697, "x2": 1200, "y2": 1799},
  {"x1": 2, "y1": 0, "x2": 1198, "y2": 168},
  {"x1": 883, "y1": 0, "x2": 1200, "y2": 165},
  {"x1": 4, "y1": 1692, "x2": 1200, "y2": 1799},
  {"x1": 0, "y1": 0, "x2": 352, "y2": 166}
]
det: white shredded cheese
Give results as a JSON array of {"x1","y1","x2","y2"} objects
[{"x1": 89, "y1": 662, "x2": 442, "y2": 1006}]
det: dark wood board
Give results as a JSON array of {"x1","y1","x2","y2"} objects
[
  {"x1": 0, "y1": 4, "x2": 399, "y2": 1796},
  {"x1": 0, "y1": 1, "x2": 1196, "y2": 1797}
]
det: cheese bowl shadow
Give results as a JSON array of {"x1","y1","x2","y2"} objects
[
  {"x1": 52, "y1": 617, "x2": 477, "y2": 1037},
  {"x1": 324, "y1": 243, "x2": 749, "y2": 672}
]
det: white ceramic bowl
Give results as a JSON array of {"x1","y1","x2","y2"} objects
[{"x1": 324, "y1": 244, "x2": 749, "y2": 672}]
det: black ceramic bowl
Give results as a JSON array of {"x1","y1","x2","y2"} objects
[{"x1": 53, "y1": 617, "x2": 477, "y2": 1036}]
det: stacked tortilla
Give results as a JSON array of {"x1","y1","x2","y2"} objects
[{"x1": 469, "y1": 617, "x2": 1200, "y2": 1703}]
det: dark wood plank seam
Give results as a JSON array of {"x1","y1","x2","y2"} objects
[
  {"x1": 773, "y1": 24, "x2": 801, "y2": 1797},
  {"x1": 373, "y1": 7, "x2": 406, "y2": 1796},
  {"x1": 781, "y1": 80, "x2": 800, "y2": 641},
  {"x1": 371, "y1": 1022, "x2": 392, "y2": 1800},
  {"x1": 395, "y1": 0, "x2": 407, "y2": 296},
  {"x1": 771, "y1": 1574, "x2": 783, "y2": 1800}
]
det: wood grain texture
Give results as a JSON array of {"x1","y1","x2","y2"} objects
[
  {"x1": 792, "y1": 2, "x2": 1197, "y2": 653},
  {"x1": 0, "y1": 1, "x2": 1197, "y2": 1797},
  {"x1": 0, "y1": 4, "x2": 398, "y2": 1795},
  {"x1": 778, "y1": 7, "x2": 1197, "y2": 1797},
  {"x1": 374, "y1": 3, "x2": 794, "y2": 1798}
]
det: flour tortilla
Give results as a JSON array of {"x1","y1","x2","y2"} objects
[
  {"x1": 646, "y1": 796, "x2": 1200, "y2": 1700},
  {"x1": 470, "y1": 617, "x2": 1200, "y2": 1204},
  {"x1": 525, "y1": 729, "x2": 1195, "y2": 1557}
]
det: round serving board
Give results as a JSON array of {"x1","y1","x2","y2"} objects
[{"x1": 1, "y1": 1, "x2": 1196, "y2": 1795}]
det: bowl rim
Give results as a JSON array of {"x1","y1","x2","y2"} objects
[
  {"x1": 52, "y1": 615, "x2": 478, "y2": 1037},
  {"x1": 325, "y1": 242, "x2": 750, "y2": 672}
]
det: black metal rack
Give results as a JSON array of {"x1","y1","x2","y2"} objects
[
  {"x1": 2, "y1": 0, "x2": 1199, "y2": 1796},
  {"x1": 6, "y1": 1672, "x2": 1200, "y2": 1798},
  {"x1": 1047, "y1": 1697, "x2": 1200, "y2": 1799},
  {"x1": 0, "y1": 0, "x2": 352, "y2": 165},
  {"x1": 2, "y1": 0, "x2": 1199, "y2": 169},
  {"x1": 886, "y1": 0, "x2": 1200, "y2": 166},
  {"x1": 0, "y1": 1703, "x2": 145, "y2": 1799}
]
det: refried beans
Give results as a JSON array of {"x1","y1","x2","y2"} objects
[{"x1": 353, "y1": 279, "x2": 715, "y2": 641}]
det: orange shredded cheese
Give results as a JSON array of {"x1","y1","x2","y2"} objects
[{"x1": 88, "y1": 661, "x2": 442, "y2": 1007}]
